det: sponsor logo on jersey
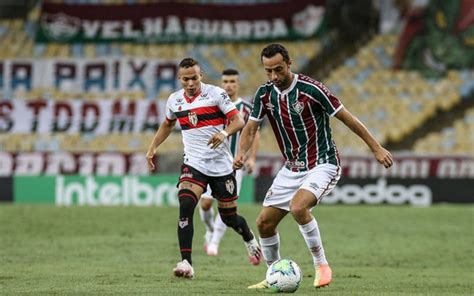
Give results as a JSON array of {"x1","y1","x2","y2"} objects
[
  {"x1": 188, "y1": 112, "x2": 198, "y2": 126},
  {"x1": 200, "y1": 93, "x2": 209, "y2": 100},
  {"x1": 225, "y1": 179, "x2": 235, "y2": 194},
  {"x1": 221, "y1": 92, "x2": 232, "y2": 105},
  {"x1": 285, "y1": 160, "x2": 306, "y2": 168}
]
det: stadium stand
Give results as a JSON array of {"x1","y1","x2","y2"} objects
[
  {"x1": 323, "y1": 34, "x2": 473, "y2": 154},
  {"x1": 0, "y1": 7, "x2": 321, "y2": 99},
  {"x1": 1, "y1": 0, "x2": 472, "y2": 156},
  {"x1": 413, "y1": 106, "x2": 474, "y2": 154}
]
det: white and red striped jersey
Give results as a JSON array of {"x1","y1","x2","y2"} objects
[{"x1": 165, "y1": 82, "x2": 239, "y2": 176}]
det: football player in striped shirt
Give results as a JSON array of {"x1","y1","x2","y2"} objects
[
  {"x1": 199, "y1": 69, "x2": 260, "y2": 259},
  {"x1": 234, "y1": 44, "x2": 393, "y2": 289},
  {"x1": 146, "y1": 58, "x2": 261, "y2": 279}
]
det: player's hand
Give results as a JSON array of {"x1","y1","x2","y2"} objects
[
  {"x1": 245, "y1": 158, "x2": 255, "y2": 174},
  {"x1": 233, "y1": 153, "x2": 246, "y2": 170},
  {"x1": 373, "y1": 146, "x2": 393, "y2": 168},
  {"x1": 145, "y1": 147, "x2": 156, "y2": 171},
  {"x1": 207, "y1": 131, "x2": 226, "y2": 149}
]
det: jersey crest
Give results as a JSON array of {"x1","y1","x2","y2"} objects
[
  {"x1": 188, "y1": 111, "x2": 198, "y2": 126},
  {"x1": 292, "y1": 100, "x2": 304, "y2": 114}
]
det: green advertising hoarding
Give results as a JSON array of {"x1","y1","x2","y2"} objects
[{"x1": 14, "y1": 175, "x2": 254, "y2": 206}]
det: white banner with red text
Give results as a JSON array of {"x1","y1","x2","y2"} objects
[{"x1": 0, "y1": 98, "x2": 167, "y2": 134}]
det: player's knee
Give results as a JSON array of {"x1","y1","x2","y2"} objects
[
  {"x1": 289, "y1": 200, "x2": 310, "y2": 220},
  {"x1": 218, "y1": 207, "x2": 238, "y2": 228},
  {"x1": 200, "y1": 198, "x2": 213, "y2": 211},
  {"x1": 256, "y1": 215, "x2": 276, "y2": 234},
  {"x1": 179, "y1": 189, "x2": 198, "y2": 217}
]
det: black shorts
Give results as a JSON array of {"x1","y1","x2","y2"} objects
[{"x1": 178, "y1": 164, "x2": 238, "y2": 202}]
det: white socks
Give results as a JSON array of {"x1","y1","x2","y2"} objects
[
  {"x1": 210, "y1": 214, "x2": 227, "y2": 245},
  {"x1": 259, "y1": 233, "x2": 281, "y2": 266},
  {"x1": 199, "y1": 206, "x2": 214, "y2": 233},
  {"x1": 299, "y1": 218, "x2": 328, "y2": 266}
]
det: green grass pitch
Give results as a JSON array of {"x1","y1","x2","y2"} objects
[{"x1": 1, "y1": 204, "x2": 473, "y2": 295}]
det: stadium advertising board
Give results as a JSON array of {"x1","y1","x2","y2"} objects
[
  {"x1": 11, "y1": 175, "x2": 254, "y2": 206},
  {"x1": 254, "y1": 155, "x2": 474, "y2": 205},
  {"x1": 0, "y1": 58, "x2": 178, "y2": 99},
  {"x1": 36, "y1": 0, "x2": 325, "y2": 43},
  {"x1": 0, "y1": 99, "x2": 167, "y2": 134},
  {"x1": 1, "y1": 153, "x2": 471, "y2": 205},
  {"x1": 0, "y1": 177, "x2": 13, "y2": 202}
]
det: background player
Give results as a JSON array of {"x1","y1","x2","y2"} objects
[
  {"x1": 146, "y1": 58, "x2": 262, "y2": 279},
  {"x1": 234, "y1": 44, "x2": 393, "y2": 289},
  {"x1": 198, "y1": 69, "x2": 260, "y2": 259}
]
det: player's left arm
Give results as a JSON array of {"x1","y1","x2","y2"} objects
[
  {"x1": 335, "y1": 107, "x2": 393, "y2": 168},
  {"x1": 208, "y1": 111, "x2": 245, "y2": 149},
  {"x1": 245, "y1": 129, "x2": 260, "y2": 173}
]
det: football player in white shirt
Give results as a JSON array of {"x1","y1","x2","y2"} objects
[
  {"x1": 199, "y1": 69, "x2": 260, "y2": 259},
  {"x1": 146, "y1": 58, "x2": 261, "y2": 279}
]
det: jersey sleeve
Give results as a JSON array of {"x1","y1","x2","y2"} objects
[
  {"x1": 165, "y1": 96, "x2": 176, "y2": 121},
  {"x1": 242, "y1": 101, "x2": 253, "y2": 123},
  {"x1": 216, "y1": 88, "x2": 238, "y2": 119},
  {"x1": 311, "y1": 82, "x2": 343, "y2": 117},
  {"x1": 249, "y1": 87, "x2": 266, "y2": 122}
]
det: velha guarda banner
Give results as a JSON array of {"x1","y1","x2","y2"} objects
[{"x1": 36, "y1": 0, "x2": 326, "y2": 43}]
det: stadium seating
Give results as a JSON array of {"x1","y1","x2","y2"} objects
[
  {"x1": 413, "y1": 107, "x2": 474, "y2": 154},
  {"x1": 2, "y1": 4, "x2": 472, "y2": 155},
  {"x1": 323, "y1": 34, "x2": 473, "y2": 154},
  {"x1": 0, "y1": 6, "x2": 321, "y2": 154},
  {"x1": 0, "y1": 9, "x2": 321, "y2": 99}
]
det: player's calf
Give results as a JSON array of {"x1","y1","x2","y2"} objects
[
  {"x1": 218, "y1": 207, "x2": 262, "y2": 265},
  {"x1": 218, "y1": 207, "x2": 253, "y2": 241},
  {"x1": 177, "y1": 189, "x2": 198, "y2": 264}
]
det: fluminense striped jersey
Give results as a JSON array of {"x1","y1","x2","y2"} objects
[
  {"x1": 228, "y1": 98, "x2": 253, "y2": 157},
  {"x1": 250, "y1": 74, "x2": 343, "y2": 172}
]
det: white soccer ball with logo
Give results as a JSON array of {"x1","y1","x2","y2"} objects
[{"x1": 266, "y1": 259, "x2": 302, "y2": 293}]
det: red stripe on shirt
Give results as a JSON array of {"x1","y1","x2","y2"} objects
[
  {"x1": 225, "y1": 108, "x2": 239, "y2": 120},
  {"x1": 178, "y1": 117, "x2": 225, "y2": 129},
  {"x1": 175, "y1": 105, "x2": 221, "y2": 118}
]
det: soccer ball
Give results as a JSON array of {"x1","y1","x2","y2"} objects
[{"x1": 266, "y1": 259, "x2": 302, "y2": 293}]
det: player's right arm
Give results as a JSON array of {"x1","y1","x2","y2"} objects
[
  {"x1": 234, "y1": 86, "x2": 266, "y2": 170},
  {"x1": 234, "y1": 119, "x2": 259, "y2": 170},
  {"x1": 245, "y1": 129, "x2": 260, "y2": 173},
  {"x1": 147, "y1": 96, "x2": 178, "y2": 171},
  {"x1": 146, "y1": 118, "x2": 177, "y2": 171}
]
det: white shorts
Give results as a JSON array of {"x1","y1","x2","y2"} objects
[
  {"x1": 201, "y1": 169, "x2": 244, "y2": 199},
  {"x1": 263, "y1": 163, "x2": 341, "y2": 211}
]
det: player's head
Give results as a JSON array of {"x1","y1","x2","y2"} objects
[
  {"x1": 261, "y1": 44, "x2": 292, "y2": 89},
  {"x1": 178, "y1": 58, "x2": 202, "y2": 97},
  {"x1": 221, "y1": 68, "x2": 239, "y2": 100}
]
